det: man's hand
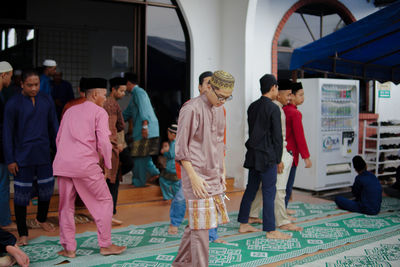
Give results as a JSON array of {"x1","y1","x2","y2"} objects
[
  {"x1": 141, "y1": 128, "x2": 148, "y2": 139},
  {"x1": 160, "y1": 142, "x2": 169, "y2": 154},
  {"x1": 8, "y1": 162, "x2": 19, "y2": 176},
  {"x1": 277, "y1": 162, "x2": 284, "y2": 174},
  {"x1": 189, "y1": 174, "x2": 210, "y2": 199},
  {"x1": 304, "y1": 158, "x2": 312, "y2": 168},
  {"x1": 117, "y1": 144, "x2": 124, "y2": 153},
  {"x1": 222, "y1": 172, "x2": 227, "y2": 192}
]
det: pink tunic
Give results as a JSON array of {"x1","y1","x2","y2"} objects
[{"x1": 53, "y1": 101, "x2": 112, "y2": 177}]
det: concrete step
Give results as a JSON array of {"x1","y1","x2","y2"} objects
[{"x1": 10, "y1": 177, "x2": 241, "y2": 218}]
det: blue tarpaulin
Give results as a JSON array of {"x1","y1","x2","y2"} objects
[{"x1": 290, "y1": 1, "x2": 400, "y2": 84}]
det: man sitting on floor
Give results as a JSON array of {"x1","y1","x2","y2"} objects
[{"x1": 335, "y1": 155, "x2": 382, "y2": 215}]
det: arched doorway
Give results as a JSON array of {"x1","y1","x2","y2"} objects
[{"x1": 271, "y1": 0, "x2": 356, "y2": 79}]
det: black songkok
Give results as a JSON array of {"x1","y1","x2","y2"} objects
[
  {"x1": 79, "y1": 77, "x2": 88, "y2": 92},
  {"x1": 109, "y1": 77, "x2": 127, "y2": 88},
  {"x1": 124, "y1": 72, "x2": 138, "y2": 84},
  {"x1": 352, "y1": 155, "x2": 366, "y2": 172},
  {"x1": 278, "y1": 79, "x2": 292, "y2": 91},
  {"x1": 291, "y1": 82, "x2": 303, "y2": 94},
  {"x1": 259, "y1": 74, "x2": 278, "y2": 93},
  {"x1": 85, "y1": 78, "x2": 107, "y2": 90}
]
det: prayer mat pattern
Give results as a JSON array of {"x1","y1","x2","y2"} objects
[
  {"x1": 22, "y1": 212, "x2": 400, "y2": 267},
  {"x1": 281, "y1": 230, "x2": 400, "y2": 266},
  {"x1": 288, "y1": 197, "x2": 400, "y2": 222},
  {"x1": 20, "y1": 215, "x2": 240, "y2": 267}
]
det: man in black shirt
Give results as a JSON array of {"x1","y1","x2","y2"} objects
[{"x1": 238, "y1": 74, "x2": 290, "y2": 240}]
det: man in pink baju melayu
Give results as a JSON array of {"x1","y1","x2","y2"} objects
[{"x1": 53, "y1": 78, "x2": 126, "y2": 258}]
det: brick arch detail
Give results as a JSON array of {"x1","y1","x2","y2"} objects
[{"x1": 271, "y1": 0, "x2": 356, "y2": 78}]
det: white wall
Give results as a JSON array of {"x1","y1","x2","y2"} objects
[
  {"x1": 220, "y1": 0, "x2": 249, "y2": 188},
  {"x1": 177, "y1": 0, "x2": 223, "y2": 98},
  {"x1": 177, "y1": 0, "x2": 250, "y2": 187}
]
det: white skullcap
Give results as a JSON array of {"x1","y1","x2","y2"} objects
[
  {"x1": 43, "y1": 59, "x2": 57, "y2": 67},
  {"x1": 0, "y1": 61, "x2": 13, "y2": 73}
]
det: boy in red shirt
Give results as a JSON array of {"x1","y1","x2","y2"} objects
[{"x1": 283, "y1": 82, "x2": 312, "y2": 212}]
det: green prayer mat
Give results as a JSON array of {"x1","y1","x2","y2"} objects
[
  {"x1": 288, "y1": 196, "x2": 400, "y2": 222},
  {"x1": 281, "y1": 230, "x2": 400, "y2": 266},
  {"x1": 21, "y1": 211, "x2": 400, "y2": 267},
  {"x1": 20, "y1": 216, "x2": 240, "y2": 267}
]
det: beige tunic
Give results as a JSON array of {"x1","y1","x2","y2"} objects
[{"x1": 175, "y1": 94, "x2": 226, "y2": 199}]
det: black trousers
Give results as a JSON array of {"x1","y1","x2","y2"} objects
[
  {"x1": 14, "y1": 200, "x2": 50, "y2": 237},
  {"x1": 119, "y1": 148, "x2": 134, "y2": 176},
  {"x1": 105, "y1": 148, "x2": 133, "y2": 215},
  {"x1": 0, "y1": 228, "x2": 16, "y2": 254},
  {"x1": 106, "y1": 178, "x2": 120, "y2": 215}
]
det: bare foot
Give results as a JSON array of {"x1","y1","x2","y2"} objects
[
  {"x1": 168, "y1": 225, "x2": 178, "y2": 235},
  {"x1": 112, "y1": 218, "x2": 123, "y2": 226},
  {"x1": 248, "y1": 217, "x2": 263, "y2": 224},
  {"x1": 35, "y1": 219, "x2": 56, "y2": 232},
  {"x1": 6, "y1": 245, "x2": 29, "y2": 267},
  {"x1": 266, "y1": 230, "x2": 291, "y2": 239},
  {"x1": 279, "y1": 223, "x2": 303, "y2": 231},
  {"x1": 213, "y1": 238, "x2": 228, "y2": 244},
  {"x1": 286, "y1": 209, "x2": 296, "y2": 215},
  {"x1": 2, "y1": 222, "x2": 17, "y2": 231},
  {"x1": 100, "y1": 244, "x2": 126, "y2": 256},
  {"x1": 288, "y1": 215, "x2": 297, "y2": 221},
  {"x1": 16, "y1": 236, "x2": 28, "y2": 246},
  {"x1": 239, "y1": 223, "x2": 261, "y2": 233},
  {"x1": 57, "y1": 249, "x2": 76, "y2": 258}
]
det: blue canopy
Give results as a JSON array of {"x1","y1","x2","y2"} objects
[{"x1": 290, "y1": 1, "x2": 400, "y2": 84}]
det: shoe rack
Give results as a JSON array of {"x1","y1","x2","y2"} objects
[{"x1": 363, "y1": 120, "x2": 400, "y2": 183}]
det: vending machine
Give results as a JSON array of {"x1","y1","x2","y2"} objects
[{"x1": 294, "y1": 78, "x2": 359, "y2": 191}]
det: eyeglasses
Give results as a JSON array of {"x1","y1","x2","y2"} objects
[{"x1": 210, "y1": 85, "x2": 233, "y2": 102}]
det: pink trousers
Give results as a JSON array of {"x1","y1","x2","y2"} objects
[{"x1": 58, "y1": 174, "x2": 113, "y2": 251}]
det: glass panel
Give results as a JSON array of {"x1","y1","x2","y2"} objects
[
  {"x1": 7, "y1": 28, "x2": 16, "y2": 48},
  {"x1": 147, "y1": 0, "x2": 173, "y2": 5},
  {"x1": 1, "y1": 31, "x2": 5, "y2": 50},
  {"x1": 147, "y1": 6, "x2": 185, "y2": 42},
  {"x1": 320, "y1": 84, "x2": 358, "y2": 131},
  {"x1": 146, "y1": 5, "x2": 187, "y2": 142},
  {"x1": 26, "y1": 29, "x2": 35, "y2": 41},
  {"x1": 279, "y1": 12, "x2": 346, "y2": 49}
]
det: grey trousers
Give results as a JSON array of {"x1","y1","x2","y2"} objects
[{"x1": 172, "y1": 225, "x2": 209, "y2": 267}]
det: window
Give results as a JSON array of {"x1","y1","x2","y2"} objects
[
  {"x1": 1, "y1": 30, "x2": 5, "y2": 50},
  {"x1": 26, "y1": 29, "x2": 34, "y2": 41},
  {"x1": 146, "y1": 3, "x2": 189, "y2": 141},
  {"x1": 278, "y1": 4, "x2": 350, "y2": 79},
  {"x1": 7, "y1": 28, "x2": 16, "y2": 48}
]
